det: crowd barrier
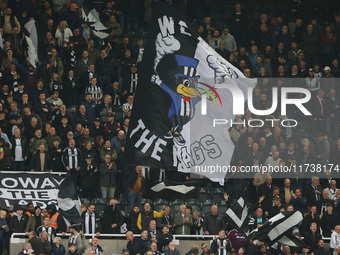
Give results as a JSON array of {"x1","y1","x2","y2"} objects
[
  {"x1": 11, "y1": 233, "x2": 216, "y2": 254},
  {"x1": 10, "y1": 234, "x2": 331, "y2": 255},
  {"x1": 4, "y1": 172, "x2": 332, "y2": 254}
]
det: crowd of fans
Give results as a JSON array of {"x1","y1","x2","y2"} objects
[{"x1": 0, "y1": 0, "x2": 339, "y2": 255}]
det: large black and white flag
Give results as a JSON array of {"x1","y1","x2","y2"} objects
[
  {"x1": 125, "y1": 1, "x2": 256, "y2": 184},
  {"x1": 57, "y1": 175, "x2": 81, "y2": 226}
]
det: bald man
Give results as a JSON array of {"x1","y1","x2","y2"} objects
[{"x1": 174, "y1": 205, "x2": 192, "y2": 235}]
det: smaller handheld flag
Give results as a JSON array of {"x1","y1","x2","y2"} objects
[{"x1": 57, "y1": 175, "x2": 81, "y2": 226}]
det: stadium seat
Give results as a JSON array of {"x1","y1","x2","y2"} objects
[
  {"x1": 114, "y1": 198, "x2": 123, "y2": 205},
  {"x1": 171, "y1": 198, "x2": 184, "y2": 205},
  {"x1": 123, "y1": 204, "x2": 130, "y2": 214},
  {"x1": 201, "y1": 199, "x2": 214, "y2": 215},
  {"x1": 97, "y1": 210, "x2": 105, "y2": 218},
  {"x1": 185, "y1": 199, "x2": 201, "y2": 212},
  {"x1": 211, "y1": 187, "x2": 225, "y2": 200},
  {"x1": 185, "y1": 198, "x2": 200, "y2": 205},
  {"x1": 91, "y1": 197, "x2": 107, "y2": 205},
  {"x1": 191, "y1": 205, "x2": 201, "y2": 212},
  {"x1": 94, "y1": 204, "x2": 106, "y2": 218},
  {"x1": 202, "y1": 205, "x2": 212, "y2": 215},
  {"x1": 218, "y1": 205, "x2": 228, "y2": 215},
  {"x1": 198, "y1": 187, "x2": 211, "y2": 201},
  {"x1": 202, "y1": 199, "x2": 214, "y2": 206},
  {"x1": 153, "y1": 198, "x2": 169, "y2": 205},
  {"x1": 218, "y1": 200, "x2": 228, "y2": 206},
  {"x1": 211, "y1": 187, "x2": 225, "y2": 195},
  {"x1": 199, "y1": 187, "x2": 210, "y2": 193},
  {"x1": 170, "y1": 204, "x2": 181, "y2": 213},
  {"x1": 154, "y1": 204, "x2": 164, "y2": 212},
  {"x1": 198, "y1": 193, "x2": 211, "y2": 201},
  {"x1": 141, "y1": 198, "x2": 153, "y2": 206},
  {"x1": 80, "y1": 197, "x2": 90, "y2": 204}
]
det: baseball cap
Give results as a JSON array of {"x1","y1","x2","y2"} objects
[
  {"x1": 94, "y1": 117, "x2": 100, "y2": 122},
  {"x1": 70, "y1": 3, "x2": 78, "y2": 8},
  {"x1": 308, "y1": 68, "x2": 314, "y2": 72},
  {"x1": 323, "y1": 66, "x2": 331, "y2": 71}
]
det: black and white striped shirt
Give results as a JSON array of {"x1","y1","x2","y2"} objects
[
  {"x1": 62, "y1": 147, "x2": 81, "y2": 169},
  {"x1": 36, "y1": 225, "x2": 56, "y2": 244},
  {"x1": 130, "y1": 73, "x2": 138, "y2": 93},
  {"x1": 86, "y1": 86, "x2": 102, "y2": 104}
]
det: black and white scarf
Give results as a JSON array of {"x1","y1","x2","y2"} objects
[
  {"x1": 130, "y1": 73, "x2": 138, "y2": 93},
  {"x1": 84, "y1": 211, "x2": 96, "y2": 234},
  {"x1": 113, "y1": 90, "x2": 121, "y2": 106},
  {"x1": 70, "y1": 49, "x2": 76, "y2": 67},
  {"x1": 91, "y1": 245, "x2": 103, "y2": 255},
  {"x1": 149, "y1": 228, "x2": 157, "y2": 239},
  {"x1": 12, "y1": 72, "x2": 18, "y2": 92},
  {"x1": 69, "y1": 233, "x2": 79, "y2": 244}
]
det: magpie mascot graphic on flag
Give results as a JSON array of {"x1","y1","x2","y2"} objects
[{"x1": 151, "y1": 55, "x2": 203, "y2": 168}]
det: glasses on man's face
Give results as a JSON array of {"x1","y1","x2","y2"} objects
[{"x1": 202, "y1": 246, "x2": 208, "y2": 249}]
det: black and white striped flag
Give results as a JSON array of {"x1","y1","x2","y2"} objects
[
  {"x1": 276, "y1": 233, "x2": 306, "y2": 247},
  {"x1": 225, "y1": 198, "x2": 305, "y2": 248},
  {"x1": 81, "y1": 7, "x2": 111, "y2": 39},
  {"x1": 57, "y1": 175, "x2": 81, "y2": 226},
  {"x1": 247, "y1": 211, "x2": 304, "y2": 247},
  {"x1": 225, "y1": 197, "x2": 249, "y2": 234}
]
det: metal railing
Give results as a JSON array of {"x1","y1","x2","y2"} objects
[
  {"x1": 0, "y1": 171, "x2": 67, "y2": 175},
  {"x1": 11, "y1": 233, "x2": 331, "y2": 241}
]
